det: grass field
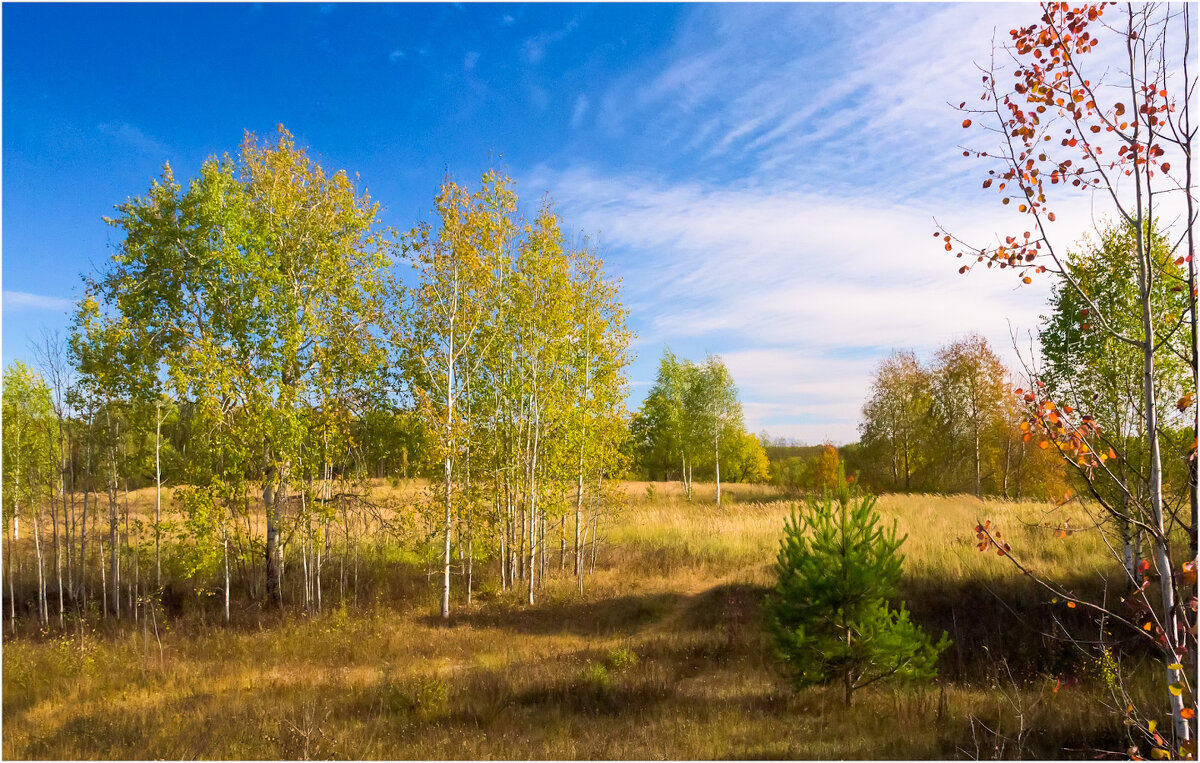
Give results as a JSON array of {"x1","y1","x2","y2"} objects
[{"x1": 1, "y1": 481, "x2": 1171, "y2": 759}]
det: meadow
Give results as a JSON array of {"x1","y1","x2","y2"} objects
[{"x1": 2, "y1": 481, "x2": 1166, "y2": 759}]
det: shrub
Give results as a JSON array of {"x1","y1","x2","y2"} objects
[
  {"x1": 581, "y1": 662, "x2": 611, "y2": 692},
  {"x1": 605, "y1": 647, "x2": 640, "y2": 672}
]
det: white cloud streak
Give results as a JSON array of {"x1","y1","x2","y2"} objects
[
  {"x1": 4, "y1": 291, "x2": 74, "y2": 313},
  {"x1": 571, "y1": 95, "x2": 590, "y2": 129},
  {"x1": 97, "y1": 121, "x2": 169, "y2": 158},
  {"x1": 527, "y1": 163, "x2": 1102, "y2": 444},
  {"x1": 521, "y1": 18, "x2": 578, "y2": 65}
]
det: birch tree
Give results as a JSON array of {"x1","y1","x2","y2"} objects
[
  {"x1": 565, "y1": 244, "x2": 632, "y2": 586},
  {"x1": 1040, "y1": 222, "x2": 1191, "y2": 579},
  {"x1": 2, "y1": 362, "x2": 57, "y2": 627},
  {"x1": 71, "y1": 302, "x2": 144, "y2": 619},
  {"x1": 859, "y1": 350, "x2": 931, "y2": 490},
  {"x1": 931, "y1": 335, "x2": 1009, "y2": 497},
  {"x1": 88, "y1": 125, "x2": 389, "y2": 609},
  {"x1": 393, "y1": 170, "x2": 516, "y2": 619},
  {"x1": 694, "y1": 355, "x2": 740, "y2": 507},
  {"x1": 509, "y1": 204, "x2": 576, "y2": 605},
  {"x1": 31, "y1": 331, "x2": 77, "y2": 623},
  {"x1": 635, "y1": 349, "x2": 752, "y2": 499},
  {"x1": 635, "y1": 350, "x2": 693, "y2": 488}
]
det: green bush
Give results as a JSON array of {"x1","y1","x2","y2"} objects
[
  {"x1": 605, "y1": 647, "x2": 640, "y2": 672},
  {"x1": 383, "y1": 676, "x2": 449, "y2": 719},
  {"x1": 581, "y1": 662, "x2": 611, "y2": 691}
]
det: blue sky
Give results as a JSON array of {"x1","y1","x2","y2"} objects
[{"x1": 4, "y1": 2, "x2": 1098, "y2": 442}]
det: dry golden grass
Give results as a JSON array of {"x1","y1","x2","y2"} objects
[{"x1": 2, "y1": 482, "x2": 1170, "y2": 759}]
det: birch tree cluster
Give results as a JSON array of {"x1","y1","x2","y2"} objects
[
  {"x1": 0, "y1": 127, "x2": 632, "y2": 628},
  {"x1": 630, "y1": 349, "x2": 769, "y2": 503},
  {"x1": 391, "y1": 171, "x2": 633, "y2": 614},
  {"x1": 858, "y1": 334, "x2": 1067, "y2": 499}
]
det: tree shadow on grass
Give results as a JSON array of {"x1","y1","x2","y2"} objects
[
  {"x1": 898, "y1": 569, "x2": 1160, "y2": 681},
  {"x1": 424, "y1": 590, "x2": 686, "y2": 636}
]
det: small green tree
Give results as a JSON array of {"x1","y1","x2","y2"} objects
[{"x1": 764, "y1": 481, "x2": 948, "y2": 706}]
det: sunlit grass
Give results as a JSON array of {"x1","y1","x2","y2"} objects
[{"x1": 2, "y1": 481, "x2": 1171, "y2": 759}]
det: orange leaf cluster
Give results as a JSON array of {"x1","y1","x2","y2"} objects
[
  {"x1": 974, "y1": 520, "x2": 1012, "y2": 555},
  {"x1": 1013, "y1": 383, "x2": 1116, "y2": 477},
  {"x1": 945, "y1": 2, "x2": 1178, "y2": 284}
]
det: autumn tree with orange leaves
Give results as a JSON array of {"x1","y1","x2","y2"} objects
[{"x1": 936, "y1": 2, "x2": 1196, "y2": 752}]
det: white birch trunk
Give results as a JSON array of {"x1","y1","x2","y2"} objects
[
  {"x1": 223, "y1": 525, "x2": 230, "y2": 624},
  {"x1": 7, "y1": 518, "x2": 16, "y2": 634},
  {"x1": 155, "y1": 404, "x2": 162, "y2": 588},
  {"x1": 33, "y1": 509, "x2": 46, "y2": 627},
  {"x1": 715, "y1": 431, "x2": 721, "y2": 508},
  {"x1": 441, "y1": 301, "x2": 455, "y2": 619}
]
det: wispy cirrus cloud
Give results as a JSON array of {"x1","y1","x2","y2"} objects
[
  {"x1": 521, "y1": 18, "x2": 578, "y2": 65},
  {"x1": 4, "y1": 291, "x2": 74, "y2": 313},
  {"x1": 97, "y1": 121, "x2": 169, "y2": 158},
  {"x1": 527, "y1": 162, "x2": 1100, "y2": 443},
  {"x1": 588, "y1": 3, "x2": 1124, "y2": 200},
  {"x1": 571, "y1": 95, "x2": 590, "y2": 129}
]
